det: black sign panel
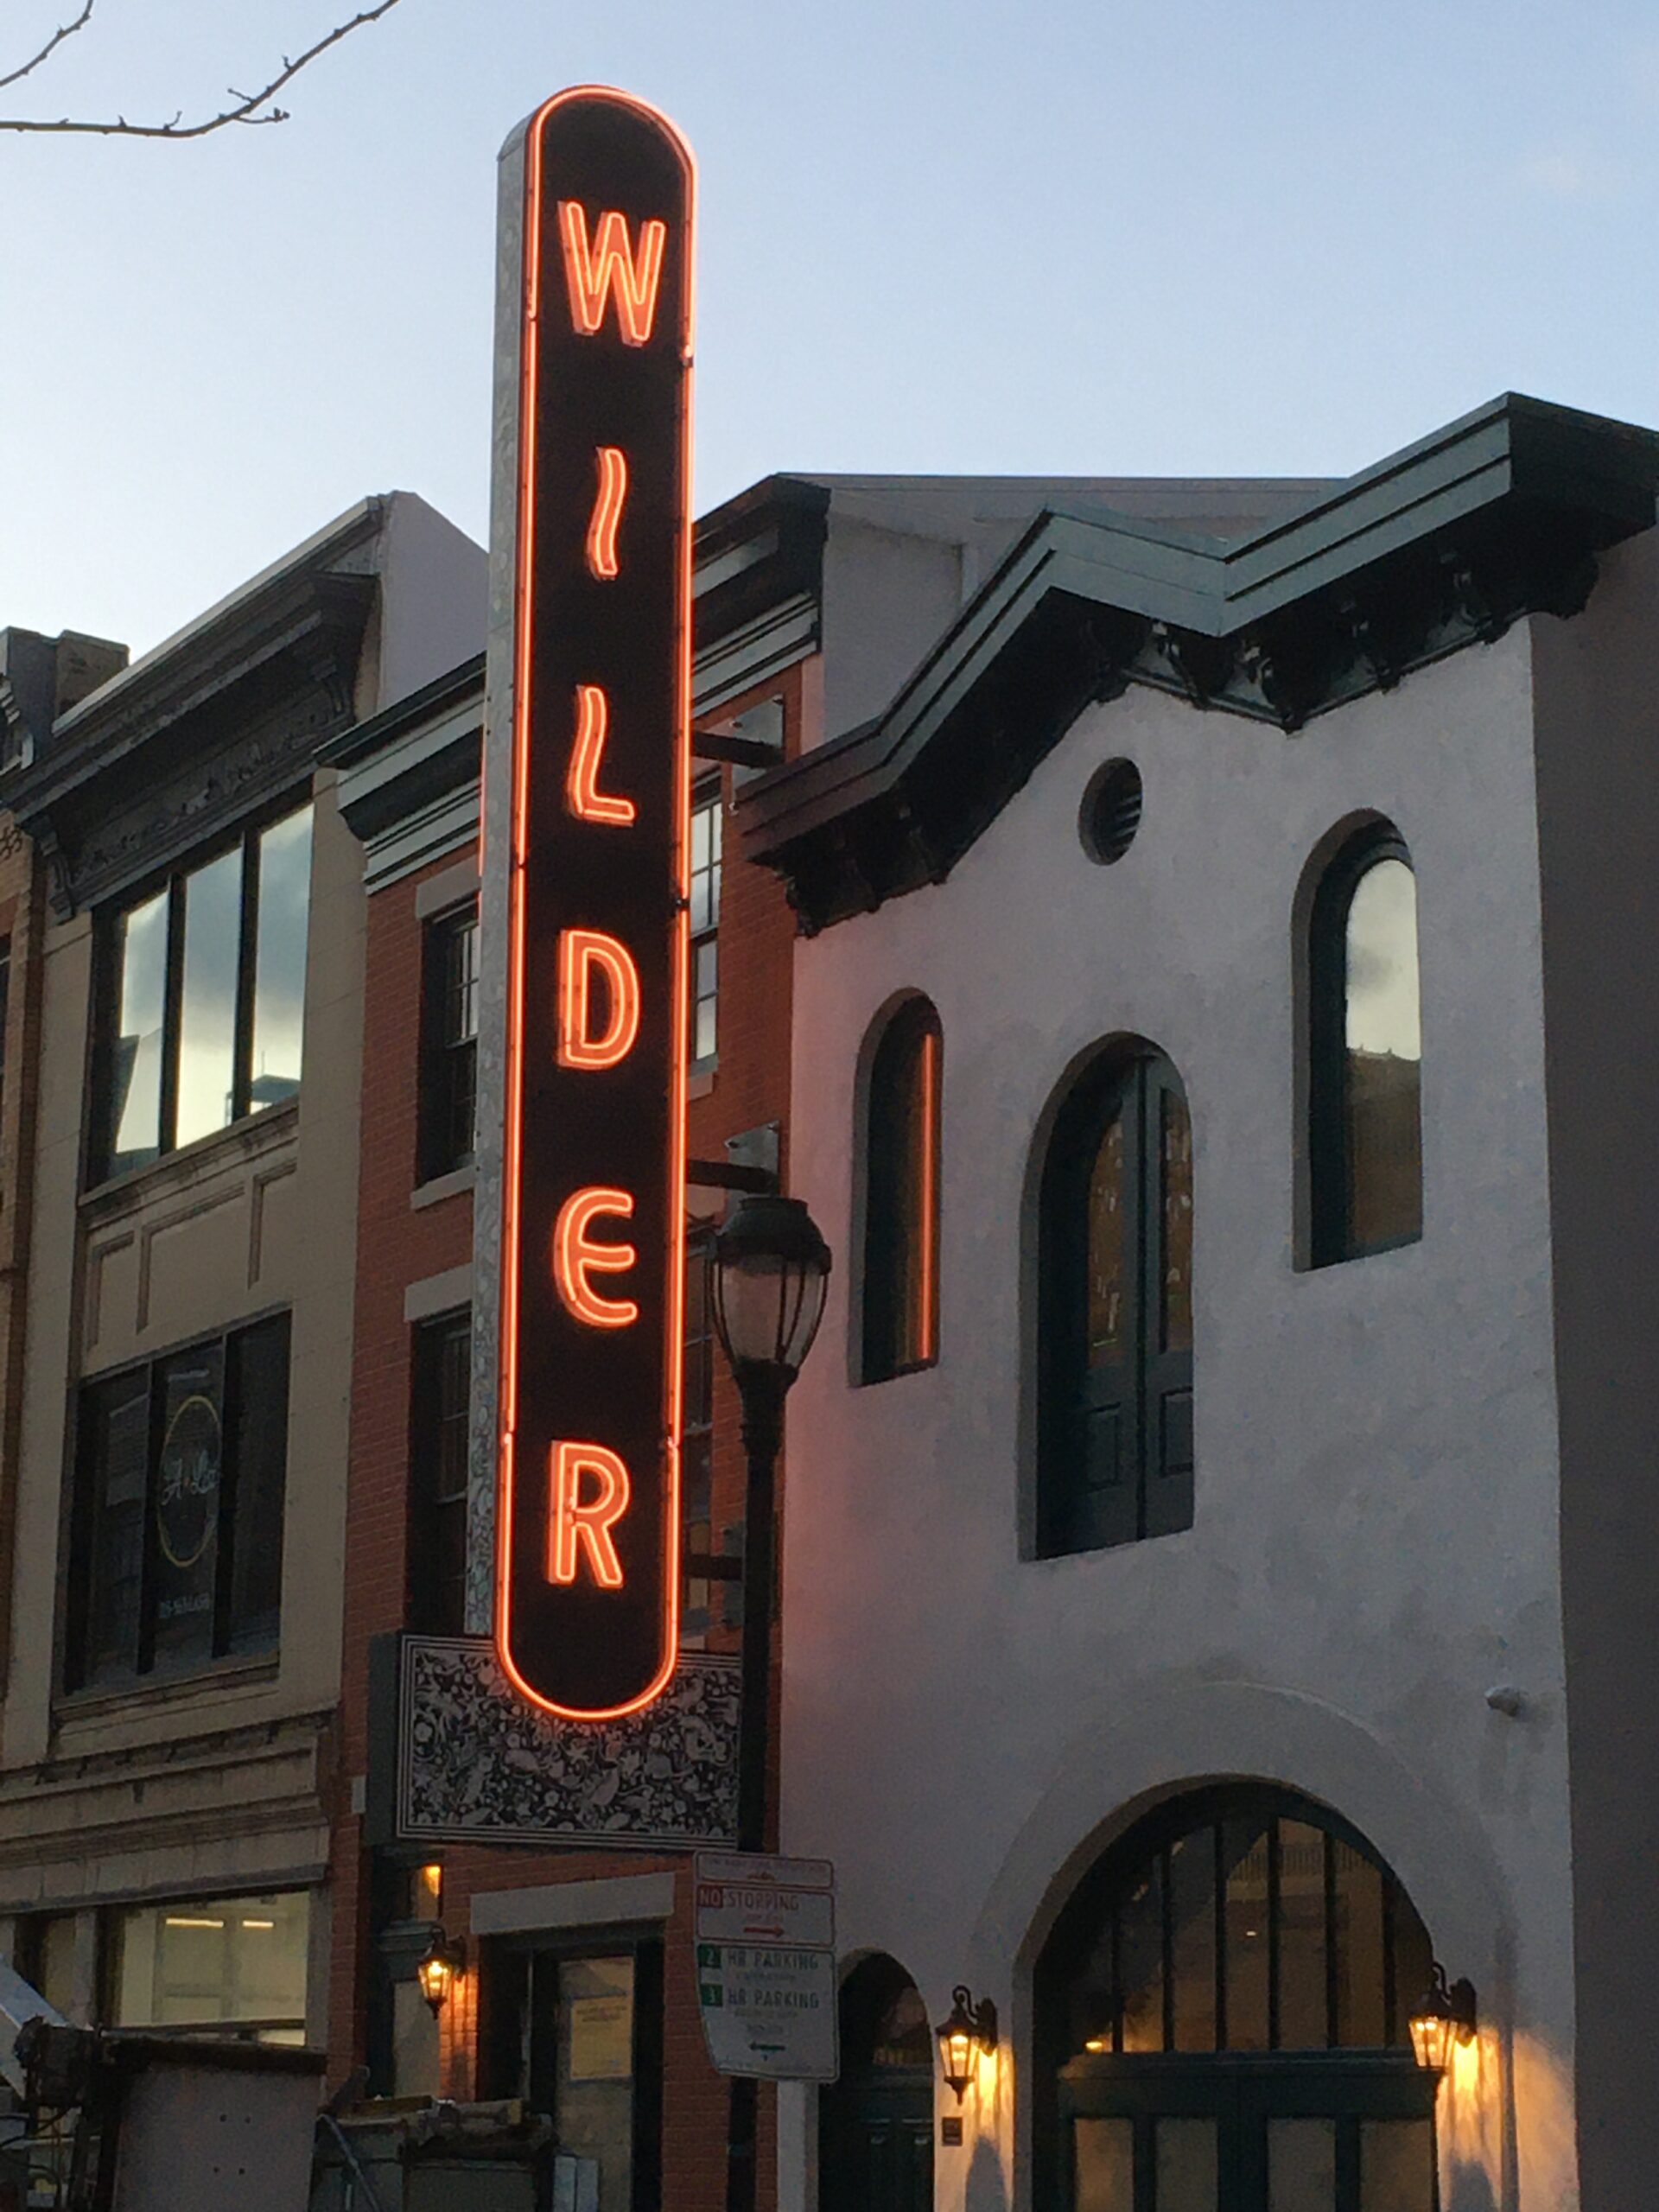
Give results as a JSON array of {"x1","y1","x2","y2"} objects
[{"x1": 495, "y1": 87, "x2": 693, "y2": 1719}]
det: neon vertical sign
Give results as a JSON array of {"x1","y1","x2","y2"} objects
[{"x1": 496, "y1": 86, "x2": 694, "y2": 1719}]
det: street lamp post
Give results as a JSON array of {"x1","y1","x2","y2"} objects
[{"x1": 709, "y1": 1193, "x2": 832, "y2": 2212}]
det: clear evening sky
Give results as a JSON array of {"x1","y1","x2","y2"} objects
[{"x1": 3, "y1": 0, "x2": 1657, "y2": 656}]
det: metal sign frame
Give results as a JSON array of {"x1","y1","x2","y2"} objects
[{"x1": 490, "y1": 86, "x2": 696, "y2": 1720}]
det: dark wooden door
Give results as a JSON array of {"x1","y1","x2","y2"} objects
[
  {"x1": 819, "y1": 1961, "x2": 935, "y2": 2212},
  {"x1": 1045, "y1": 1052, "x2": 1194, "y2": 1553},
  {"x1": 821, "y1": 2066, "x2": 934, "y2": 2212}
]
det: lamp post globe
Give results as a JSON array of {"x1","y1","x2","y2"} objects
[{"x1": 710, "y1": 1192, "x2": 832, "y2": 1395}]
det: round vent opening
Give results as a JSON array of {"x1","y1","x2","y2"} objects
[{"x1": 1080, "y1": 759, "x2": 1143, "y2": 865}]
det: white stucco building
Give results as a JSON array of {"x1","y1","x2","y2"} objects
[{"x1": 741, "y1": 396, "x2": 1659, "y2": 2212}]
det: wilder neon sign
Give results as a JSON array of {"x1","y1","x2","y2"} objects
[{"x1": 496, "y1": 87, "x2": 694, "y2": 1719}]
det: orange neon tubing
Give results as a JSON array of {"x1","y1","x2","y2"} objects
[
  {"x1": 548, "y1": 1441, "x2": 631, "y2": 1587},
  {"x1": 553, "y1": 1186, "x2": 639, "y2": 1327},
  {"x1": 918, "y1": 1024, "x2": 940, "y2": 1363},
  {"x1": 566, "y1": 684, "x2": 635, "y2": 824},
  {"x1": 499, "y1": 85, "x2": 694, "y2": 1724},
  {"x1": 558, "y1": 202, "x2": 668, "y2": 345},
  {"x1": 587, "y1": 447, "x2": 628, "y2": 578},
  {"x1": 557, "y1": 927, "x2": 641, "y2": 1070}
]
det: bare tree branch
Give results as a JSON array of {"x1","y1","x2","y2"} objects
[
  {"x1": 0, "y1": 0, "x2": 96, "y2": 94},
  {"x1": 0, "y1": 0, "x2": 405, "y2": 137}
]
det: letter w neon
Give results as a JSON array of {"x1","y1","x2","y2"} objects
[{"x1": 557, "y1": 203, "x2": 666, "y2": 346}]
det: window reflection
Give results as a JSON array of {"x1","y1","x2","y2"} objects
[
  {"x1": 1308, "y1": 828, "x2": 1423, "y2": 1266},
  {"x1": 1344, "y1": 856, "x2": 1421, "y2": 1254},
  {"x1": 1086, "y1": 1114, "x2": 1126, "y2": 1359},
  {"x1": 1160, "y1": 1088, "x2": 1193, "y2": 1354},
  {"x1": 175, "y1": 848, "x2": 243, "y2": 1148},
  {"x1": 98, "y1": 803, "x2": 313, "y2": 1180},
  {"x1": 250, "y1": 805, "x2": 312, "y2": 1110},
  {"x1": 690, "y1": 786, "x2": 721, "y2": 1064},
  {"x1": 111, "y1": 891, "x2": 168, "y2": 1173}
]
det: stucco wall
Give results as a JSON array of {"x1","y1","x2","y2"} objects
[
  {"x1": 1530, "y1": 531, "x2": 1659, "y2": 2212},
  {"x1": 779, "y1": 631, "x2": 1576, "y2": 2209},
  {"x1": 819, "y1": 517, "x2": 967, "y2": 743}
]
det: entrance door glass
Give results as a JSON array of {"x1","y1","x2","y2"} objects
[
  {"x1": 1159, "y1": 2117, "x2": 1219, "y2": 2210},
  {"x1": 1075, "y1": 2117, "x2": 1135, "y2": 2211},
  {"x1": 1360, "y1": 2120, "x2": 1434, "y2": 2212},
  {"x1": 554, "y1": 1955, "x2": 635, "y2": 2208},
  {"x1": 1268, "y1": 2118, "x2": 1336, "y2": 2212}
]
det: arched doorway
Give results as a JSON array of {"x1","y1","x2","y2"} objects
[
  {"x1": 1035, "y1": 1786, "x2": 1440, "y2": 2210},
  {"x1": 819, "y1": 1954, "x2": 934, "y2": 2212}
]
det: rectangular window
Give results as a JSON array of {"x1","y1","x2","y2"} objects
[
  {"x1": 111, "y1": 1890, "x2": 309, "y2": 2044},
  {"x1": 410, "y1": 1311, "x2": 471, "y2": 1637},
  {"x1": 20, "y1": 1912, "x2": 79, "y2": 2021},
  {"x1": 418, "y1": 903, "x2": 480, "y2": 1182},
  {"x1": 689, "y1": 785, "x2": 721, "y2": 1065},
  {"x1": 681, "y1": 1229, "x2": 715, "y2": 1643},
  {"x1": 68, "y1": 1313, "x2": 291, "y2": 1691},
  {"x1": 97, "y1": 804, "x2": 313, "y2": 1181}
]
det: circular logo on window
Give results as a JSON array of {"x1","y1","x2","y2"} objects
[{"x1": 156, "y1": 1394, "x2": 221, "y2": 1570}]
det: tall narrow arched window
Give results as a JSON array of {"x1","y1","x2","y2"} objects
[
  {"x1": 1037, "y1": 1045, "x2": 1193, "y2": 1556},
  {"x1": 861, "y1": 999, "x2": 942, "y2": 1382},
  {"x1": 1308, "y1": 826, "x2": 1422, "y2": 1266}
]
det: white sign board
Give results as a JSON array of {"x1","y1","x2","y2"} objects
[{"x1": 694, "y1": 1851, "x2": 838, "y2": 2082}]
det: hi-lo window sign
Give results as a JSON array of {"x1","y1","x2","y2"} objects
[{"x1": 497, "y1": 88, "x2": 695, "y2": 1720}]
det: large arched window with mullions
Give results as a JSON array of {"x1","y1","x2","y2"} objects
[
  {"x1": 860, "y1": 997, "x2": 943, "y2": 1382},
  {"x1": 1034, "y1": 1785, "x2": 1441, "y2": 2212},
  {"x1": 1037, "y1": 1043, "x2": 1194, "y2": 1556},
  {"x1": 1307, "y1": 823, "x2": 1423, "y2": 1266}
]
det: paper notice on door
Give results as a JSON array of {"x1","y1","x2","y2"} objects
[{"x1": 567, "y1": 1992, "x2": 632, "y2": 2081}]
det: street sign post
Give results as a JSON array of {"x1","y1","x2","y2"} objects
[{"x1": 693, "y1": 1853, "x2": 838, "y2": 2083}]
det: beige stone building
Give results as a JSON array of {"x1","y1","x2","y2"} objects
[{"x1": 0, "y1": 500, "x2": 483, "y2": 2041}]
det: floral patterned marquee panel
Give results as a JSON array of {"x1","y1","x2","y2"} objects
[{"x1": 390, "y1": 1636, "x2": 739, "y2": 1849}]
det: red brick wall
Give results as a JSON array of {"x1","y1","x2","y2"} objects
[{"x1": 328, "y1": 658, "x2": 807, "y2": 2210}]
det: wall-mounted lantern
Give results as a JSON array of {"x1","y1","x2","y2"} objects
[
  {"x1": 416, "y1": 1928, "x2": 467, "y2": 2018},
  {"x1": 937, "y1": 1986, "x2": 998, "y2": 2103},
  {"x1": 1408, "y1": 1961, "x2": 1478, "y2": 2073}
]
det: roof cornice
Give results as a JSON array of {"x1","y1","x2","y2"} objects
[
  {"x1": 740, "y1": 394, "x2": 1659, "y2": 933},
  {"x1": 5, "y1": 501, "x2": 389, "y2": 915}
]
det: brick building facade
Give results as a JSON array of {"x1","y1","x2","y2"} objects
[{"x1": 322, "y1": 483, "x2": 815, "y2": 2204}]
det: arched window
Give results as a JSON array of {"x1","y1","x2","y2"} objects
[
  {"x1": 1308, "y1": 826, "x2": 1422, "y2": 1265},
  {"x1": 861, "y1": 999, "x2": 942, "y2": 1382},
  {"x1": 1038, "y1": 1046, "x2": 1193, "y2": 1555},
  {"x1": 819, "y1": 1955, "x2": 934, "y2": 2212},
  {"x1": 1035, "y1": 1786, "x2": 1440, "y2": 2212}
]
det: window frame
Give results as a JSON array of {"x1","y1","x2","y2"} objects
[
  {"x1": 688, "y1": 778, "x2": 722, "y2": 1071},
  {"x1": 64, "y1": 1309, "x2": 293, "y2": 1695},
  {"x1": 680, "y1": 1225, "x2": 716, "y2": 1643},
  {"x1": 91, "y1": 799, "x2": 313, "y2": 1186},
  {"x1": 859, "y1": 997, "x2": 943, "y2": 1384},
  {"x1": 1034, "y1": 1045, "x2": 1194, "y2": 1558},
  {"x1": 416, "y1": 899, "x2": 480, "y2": 1185},
  {"x1": 1306, "y1": 825, "x2": 1422, "y2": 1268},
  {"x1": 105, "y1": 1885, "x2": 312, "y2": 2043},
  {"x1": 408, "y1": 1306, "x2": 473, "y2": 1638}
]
